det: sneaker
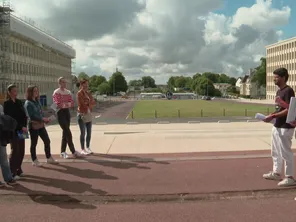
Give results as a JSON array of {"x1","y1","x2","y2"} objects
[
  {"x1": 263, "y1": 171, "x2": 281, "y2": 181},
  {"x1": 86, "y1": 147, "x2": 93, "y2": 154},
  {"x1": 72, "y1": 151, "x2": 83, "y2": 158},
  {"x1": 18, "y1": 173, "x2": 25, "y2": 177},
  {"x1": 47, "y1": 156, "x2": 59, "y2": 164},
  {"x1": 60, "y1": 152, "x2": 69, "y2": 159},
  {"x1": 13, "y1": 175, "x2": 21, "y2": 180},
  {"x1": 0, "y1": 182, "x2": 5, "y2": 187},
  {"x1": 6, "y1": 179, "x2": 17, "y2": 186},
  {"x1": 32, "y1": 159, "x2": 42, "y2": 167},
  {"x1": 80, "y1": 149, "x2": 90, "y2": 155},
  {"x1": 278, "y1": 177, "x2": 296, "y2": 187}
]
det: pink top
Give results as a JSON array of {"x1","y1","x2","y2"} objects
[{"x1": 52, "y1": 88, "x2": 74, "y2": 108}]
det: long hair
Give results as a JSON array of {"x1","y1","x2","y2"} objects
[
  {"x1": 26, "y1": 85, "x2": 39, "y2": 101},
  {"x1": 6, "y1": 84, "x2": 16, "y2": 100}
]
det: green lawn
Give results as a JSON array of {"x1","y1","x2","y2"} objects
[{"x1": 129, "y1": 100, "x2": 275, "y2": 119}]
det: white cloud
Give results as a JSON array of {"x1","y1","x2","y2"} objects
[{"x1": 11, "y1": 0, "x2": 292, "y2": 83}]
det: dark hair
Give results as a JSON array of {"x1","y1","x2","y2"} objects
[
  {"x1": 273, "y1": 68, "x2": 289, "y2": 82},
  {"x1": 6, "y1": 84, "x2": 16, "y2": 100},
  {"x1": 26, "y1": 85, "x2": 39, "y2": 101},
  {"x1": 80, "y1": 78, "x2": 88, "y2": 84},
  {"x1": 76, "y1": 82, "x2": 80, "y2": 88}
]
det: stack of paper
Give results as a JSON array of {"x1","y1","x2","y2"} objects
[
  {"x1": 255, "y1": 113, "x2": 276, "y2": 124},
  {"x1": 286, "y1": 97, "x2": 296, "y2": 123}
]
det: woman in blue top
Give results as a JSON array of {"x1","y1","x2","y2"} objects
[{"x1": 24, "y1": 86, "x2": 58, "y2": 166}]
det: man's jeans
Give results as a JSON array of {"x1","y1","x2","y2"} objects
[{"x1": 0, "y1": 145, "x2": 13, "y2": 182}]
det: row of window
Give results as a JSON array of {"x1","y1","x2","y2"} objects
[
  {"x1": 0, "y1": 38, "x2": 72, "y2": 68},
  {"x1": 267, "y1": 52, "x2": 296, "y2": 62},
  {"x1": 267, "y1": 40, "x2": 296, "y2": 54},
  {"x1": 266, "y1": 63, "x2": 296, "y2": 73}
]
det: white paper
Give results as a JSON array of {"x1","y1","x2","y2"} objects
[
  {"x1": 255, "y1": 113, "x2": 276, "y2": 124},
  {"x1": 50, "y1": 103, "x2": 59, "y2": 112},
  {"x1": 286, "y1": 97, "x2": 296, "y2": 123},
  {"x1": 48, "y1": 115, "x2": 56, "y2": 121}
]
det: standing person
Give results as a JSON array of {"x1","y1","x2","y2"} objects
[
  {"x1": 263, "y1": 67, "x2": 295, "y2": 187},
  {"x1": 3, "y1": 84, "x2": 27, "y2": 179},
  {"x1": 52, "y1": 77, "x2": 81, "y2": 159},
  {"x1": 0, "y1": 104, "x2": 18, "y2": 186},
  {"x1": 24, "y1": 86, "x2": 58, "y2": 166},
  {"x1": 77, "y1": 79, "x2": 96, "y2": 155}
]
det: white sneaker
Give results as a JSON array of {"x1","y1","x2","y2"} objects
[
  {"x1": 81, "y1": 149, "x2": 90, "y2": 155},
  {"x1": 278, "y1": 177, "x2": 296, "y2": 187},
  {"x1": 72, "y1": 151, "x2": 83, "y2": 158},
  {"x1": 60, "y1": 152, "x2": 69, "y2": 159},
  {"x1": 86, "y1": 147, "x2": 93, "y2": 154},
  {"x1": 32, "y1": 160, "x2": 42, "y2": 167},
  {"x1": 13, "y1": 175, "x2": 21, "y2": 180},
  {"x1": 263, "y1": 171, "x2": 281, "y2": 181},
  {"x1": 47, "y1": 156, "x2": 59, "y2": 164}
]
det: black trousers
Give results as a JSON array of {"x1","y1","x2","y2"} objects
[
  {"x1": 29, "y1": 127, "x2": 51, "y2": 161},
  {"x1": 57, "y1": 108, "x2": 76, "y2": 154},
  {"x1": 9, "y1": 136, "x2": 25, "y2": 176}
]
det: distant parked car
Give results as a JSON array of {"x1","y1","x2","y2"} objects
[{"x1": 202, "y1": 96, "x2": 211, "y2": 100}]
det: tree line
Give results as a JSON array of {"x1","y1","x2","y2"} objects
[{"x1": 75, "y1": 57, "x2": 266, "y2": 97}]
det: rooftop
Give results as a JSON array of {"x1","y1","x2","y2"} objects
[{"x1": 265, "y1": 36, "x2": 296, "y2": 49}]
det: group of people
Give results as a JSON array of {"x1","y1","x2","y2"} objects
[{"x1": 0, "y1": 77, "x2": 95, "y2": 186}]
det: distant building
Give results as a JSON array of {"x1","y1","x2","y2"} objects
[
  {"x1": 266, "y1": 36, "x2": 296, "y2": 100},
  {"x1": 213, "y1": 83, "x2": 231, "y2": 96},
  {"x1": 235, "y1": 77, "x2": 243, "y2": 90},
  {"x1": 0, "y1": 3, "x2": 75, "y2": 104},
  {"x1": 240, "y1": 69, "x2": 265, "y2": 98}
]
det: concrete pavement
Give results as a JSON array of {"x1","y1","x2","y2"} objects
[
  {"x1": 1, "y1": 198, "x2": 296, "y2": 222},
  {"x1": 22, "y1": 122, "x2": 290, "y2": 156}
]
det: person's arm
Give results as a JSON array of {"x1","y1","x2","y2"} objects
[
  {"x1": 275, "y1": 96, "x2": 290, "y2": 109},
  {"x1": 77, "y1": 91, "x2": 85, "y2": 113},
  {"x1": 24, "y1": 102, "x2": 43, "y2": 122},
  {"x1": 52, "y1": 90, "x2": 62, "y2": 108},
  {"x1": 3, "y1": 101, "x2": 10, "y2": 116}
]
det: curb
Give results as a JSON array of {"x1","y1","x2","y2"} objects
[{"x1": 1, "y1": 188, "x2": 295, "y2": 204}]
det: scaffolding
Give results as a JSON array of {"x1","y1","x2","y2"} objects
[{"x1": 0, "y1": 0, "x2": 12, "y2": 96}]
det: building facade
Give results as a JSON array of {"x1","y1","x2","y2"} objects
[
  {"x1": 266, "y1": 37, "x2": 296, "y2": 100},
  {"x1": 0, "y1": 3, "x2": 75, "y2": 104}
]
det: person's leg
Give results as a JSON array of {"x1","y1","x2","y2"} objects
[
  {"x1": 277, "y1": 128, "x2": 295, "y2": 186},
  {"x1": 64, "y1": 109, "x2": 76, "y2": 154},
  {"x1": 263, "y1": 126, "x2": 282, "y2": 180},
  {"x1": 29, "y1": 129, "x2": 39, "y2": 162},
  {"x1": 57, "y1": 110, "x2": 67, "y2": 153},
  {"x1": 86, "y1": 121, "x2": 93, "y2": 153},
  {"x1": 38, "y1": 127, "x2": 51, "y2": 159},
  {"x1": 9, "y1": 138, "x2": 20, "y2": 177},
  {"x1": 78, "y1": 114, "x2": 86, "y2": 150},
  {"x1": 17, "y1": 139, "x2": 25, "y2": 176},
  {"x1": 0, "y1": 145, "x2": 17, "y2": 184}
]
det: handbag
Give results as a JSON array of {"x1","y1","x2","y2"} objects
[
  {"x1": 81, "y1": 112, "x2": 92, "y2": 123},
  {"x1": 31, "y1": 121, "x2": 44, "y2": 130}
]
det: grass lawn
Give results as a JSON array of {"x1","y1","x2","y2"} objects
[{"x1": 129, "y1": 100, "x2": 275, "y2": 119}]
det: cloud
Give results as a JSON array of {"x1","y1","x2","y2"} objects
[{"x1": 11, "y1": 0, "x2": 291, "y2": 83}]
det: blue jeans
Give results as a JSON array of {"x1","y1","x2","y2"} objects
[
  {"x1": 0, "y1": 146, "x2": 13, "y2": 182},
  {"x1": 77, "y1": 114, "x2": 92, "y2": 149}
]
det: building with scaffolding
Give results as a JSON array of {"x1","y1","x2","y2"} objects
[{"x1": 0, "y1": 0, "x2": 76, "y2": 104}]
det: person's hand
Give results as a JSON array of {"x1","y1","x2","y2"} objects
[
  {"x1": 263, "y1": 114, "x2": 274, "y2": 123},
  {"x1": 22, "y1": 127, "x2": 28, "y2": 133},
  {"x1": 289, "y1": 120, "x2": 296, "y2": 127},
  {"x1": 42, "y1": 117, "x2": 50, "y2": 123}
]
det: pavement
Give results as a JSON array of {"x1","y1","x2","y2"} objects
[{"x1": 2, "y1": 121, "x2": 296, "y2": 221}]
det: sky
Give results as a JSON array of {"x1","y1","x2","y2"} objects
[{"x1": 10, "y1": 0, "x2": 296, "y2": 84}]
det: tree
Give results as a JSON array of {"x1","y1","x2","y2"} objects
[
  {"x1": 78, "y1": 72, "x2": 89, "y2": 80},
  {"x1": 167, "y1": 76, "x2": 177, "y2": 91},
  {"x1": 252, "y1": 57, "x2": 266, "y2": 87},
  {"x1": 129, "y1": 79, "x2": 142, "y2": 87},
  {"x1": 89, "y1": 75, "x2": 107, "y2": 92},
  {"x1": 227, "y1": 85, "x2": 239, "y2": 94},
  {"x1": 175, "y1": 76, "x2": 187, "y2": 88},
  {"x1": 202, "y1": 72, "x2": 220, "y2": 83},
  {"x1": 109, "y1": 71, "x2": 128, "y2": 94},
  {"x1": 98, "y1": 82, "x2": 111, "y2": 94},
  {"x1": 141, "y1": 76, "x2": 156, "y2": 88},
  {"x1": 228, "y1": 77, "x2": 237, "y2": 86},
  {"x1": 192, "y1": 76, "x2": 215, "y2": 96}
]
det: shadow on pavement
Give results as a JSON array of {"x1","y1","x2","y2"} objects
[
  {"x1": 93, "y1": 154, "x2": 170, "y2": 165},
  {"x1": 41, "y1": 164, "x2": 118, "y2": 180}
]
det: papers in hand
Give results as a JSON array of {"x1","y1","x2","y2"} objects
[
  {"x1": 50, "y1": 103, "x2": 59, "y2": 112},
  {"x1": 255, "y1": 113, "x2": 276, "y2": 124},
  {"x1": 286, "y1": 97, "x2": 296, "y2": 123},
  {"x1": 48, "y1": 115, "x2": 56, "y2": 122}
]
